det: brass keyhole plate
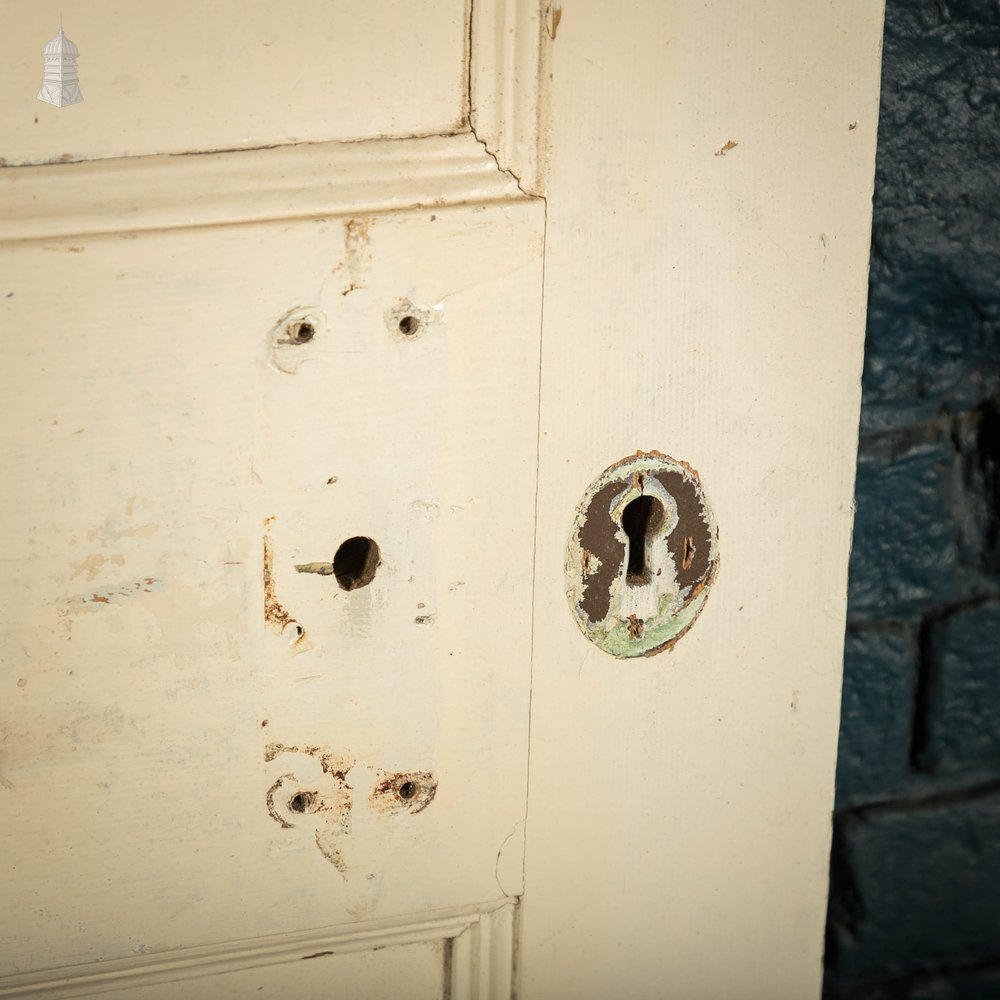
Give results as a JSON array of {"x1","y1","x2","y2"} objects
[{"x1": 565, "y1": 450, "x2": 719, "y2": 658}]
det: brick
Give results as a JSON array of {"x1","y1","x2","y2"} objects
[
  {"x1": 860, "y1": 268, "x2": 996, "y2": 435},
  {"x1": 835, "y1": 627, "x2": 920, "y2": 809},
  {"x1": 916, "y1": 601, "x2": 1000, "y2": 776},
  {"x1": 954, "y1": 396, "x2": 1000, "y2": 579},
  {"x1": 827, "y1": 0, "x2": 1000, "y2": 995},
  {"x1": 858, "y1": 0, "x2": 1000, "y2": 435},
  {"x1": 827, "y1": 791, "x2": 1000, "y2": 982},
  {"x1": 825, "y1": 964, "x2": 1000, "y2": 1000},
  {"x1": 909, "y1": 967, "x2": 1000, "y2": 1000},
  {"x1": 848, "y1": 427, "x2": 958, "y2": 619}
]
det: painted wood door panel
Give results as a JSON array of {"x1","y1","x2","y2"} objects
[
  {"x1": 519, "y1": 2, "x2": 884, "y2": 998},
  {"x1": 2, "y1": 0, "x2": 468, "y2": 166},
  {"x1": 0, "y1": 0, "x2": 886, "y2": 996},
  {"x1": 0, "y1": 200, "x2": 541, "y2": 985},
  {"x1": 102, "y1": 941, "x2": 446, "y2": 1000}
]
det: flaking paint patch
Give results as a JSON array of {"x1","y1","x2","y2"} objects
[
  {"x1": 268, "y1": 306, "x2": 327, "y2": 375},
  {"x1": 331, "y1": 216, "x2": 374, "y2": 292},
  {"x1": 369, "y1": 770, "x2": 438, "y2": 815},
  {"x1": 67, "y1": 577, "x2": 162, "y2": 607},
  {"x1": 566, "y1": 451, "x2": 720, "y2": 658},
  {"x1": 69, "y1": 552, "x2": 125, "y2": 581},
  {"x1": 264, "y1": 745, "x2": 438, "y2": 893}
]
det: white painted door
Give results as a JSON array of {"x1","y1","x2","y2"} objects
[{"x1": 0, "y1": 3, "x2": 884, "y2": 999}]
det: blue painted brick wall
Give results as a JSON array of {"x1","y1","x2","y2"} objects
[{"x1": 823, "y1": 0, "x2": 1000, "y2": 997}]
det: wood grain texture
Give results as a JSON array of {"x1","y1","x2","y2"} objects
[
  {"x1": 520, "y1": 2, "x2": 884, "y2": 998},
  {"x1": 0, "y1": 201, "x2": 542, "y2": 981},
  {"x1": 2, "y1": 0, "x2": 468, "y2": 165}
]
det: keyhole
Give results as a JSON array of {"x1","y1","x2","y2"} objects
[
  {"x1": 333, "y1": 536, "x2": 381, "y2": 591},
  {"x1": 621, "y1": 494, "x2": 662, "y2": 585}
]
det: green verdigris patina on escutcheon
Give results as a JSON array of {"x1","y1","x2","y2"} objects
[{"x1": 565, "y1": 451, "x2": 719, "y2": 658}]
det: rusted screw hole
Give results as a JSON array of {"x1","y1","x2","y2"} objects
[
  {"x1": 289, "y1": 321, "x2": 315, "y2": 344},
  {"x1": 288, "y1": 791, "x2": 317, "y2": 813},
  {"x1": 333, "y1": 536, "x2": 380, "y2": 591},
  {"x1": 397, "y1": 781, "x2": 416, "y2": 800},
  {"x1": 282, "y1": 621, "x2": 305, "y2": 645},
  {"x1": 398, "y1": 316, "x2": 419, "y2": 336}
]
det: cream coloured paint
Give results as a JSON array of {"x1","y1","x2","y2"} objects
[
  {"x1": 520, "y1": 3, "x2": 883, "y2": 997},
  {"x1": 0, "y1": 2, "x2": 883, "y2": 997},
  {"x1": 2, "y1": 1, "x2": 469, "y2": 165}
]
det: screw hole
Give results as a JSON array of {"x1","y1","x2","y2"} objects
[
  {"x1": 289, "y1": 321, "x2": 315, "y2": 344},
  {"x1": 288, "y1": 791, "x2": 317, "y2": 813},
  {"x1": 398, "y1": 316, "x2": 419, "y2": 336},
  {"x1": 333, "y1": 536, "x2": 380, "y2": 591},
  {"x1": 282, "y1": 621, "x2": 305, "y2": 645},
  {"x1": 682, "y1": 536, "x2": 695, "y2": 571},
  {"x1": 397, "y1": 781, "x2": 416, "y2": 800}
]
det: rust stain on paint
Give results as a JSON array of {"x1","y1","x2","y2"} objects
[
  {"x1": 265, "y1": 774, "x2": 297, "y2": 829},
  {"x1": 263, "y1": 517, "x2": 306, "y2": 645},
  {"x1": 714, "y1": 140, "x2": 738, "y2": 157},
  {"x1": 548, "y1": 4, "x2": 563, "y2": 39},
  {"x1": 370, "y1": 770, "x2": 438, "y2": 815},
  {"x1": 265, "y1": 742, "x2": 353, "y2": 778},
  {"x1": 314, "y1": 835, "x2": 348, "y2": 872},
  {"x1": 332, "y1": 217, "x2": 374, "y2": 285},
  {"x1": 67, "y1": 577, "x2": 161, "y2": 607},
  {"x1": 264, "y1": 745, "x2": 438, "y2": 878},
  {"x1": 345, "y1": 217, "x2": 371, "y2": 252}
]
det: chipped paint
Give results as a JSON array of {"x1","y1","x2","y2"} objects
[
  {"x1": 263, "y1": 517, "x2": 306, "y2": 646},
  {"x1": 67, "y1": 577, "x2": 162, "y2": 607},
  {"x1": 330, "y1": 216, "x2": 374, "y2": 296},
  {"x1": 370, "y1": 770, "x2": 438, "y2": 815},
  {"x1": 547, "y1": 4, "x2": 563, "y2": 39},
  {"x1": 295, "y1": 562, "x2": 334, "y2": 575},
  {"x1": 385, "y1": 298, "x2": 440, "y2": 341},
  {"x1": 265, "y1": 745, "x2": 438, "y2": 886},
  {"x1": 565, "y1": 451, "x2": 720, "y2": 658},
  {"x1": 267, "y1": 306, "x2": 327, "y2": 375}
]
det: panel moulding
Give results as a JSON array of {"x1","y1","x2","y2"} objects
[
  {"x1": 470, "y1": 0, "x2": 550, "y2": 195},
  {"x1": 0, "y1": 900, "x2": 518, "y2": 1000},
  {"x1": 0, "y1": 134, "x2": 525, "y2": 243}
]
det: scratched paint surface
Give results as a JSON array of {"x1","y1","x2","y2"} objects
[{"x1": 0, "y1": 203, "x2": 543, "y2": 974}]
